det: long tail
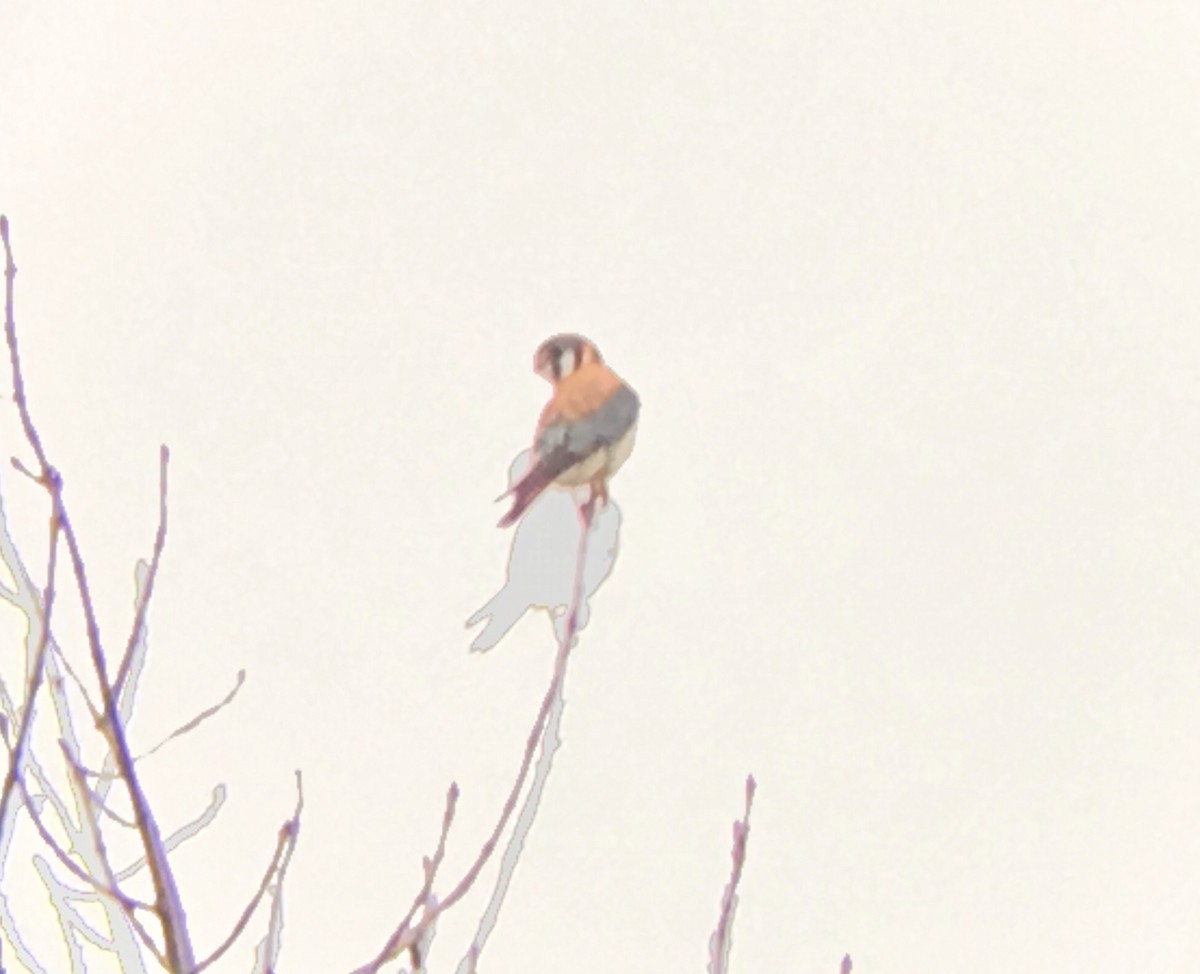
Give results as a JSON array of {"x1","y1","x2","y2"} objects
[{"x1": 497, "y1": 465, "x2": 554, "y2": 527}]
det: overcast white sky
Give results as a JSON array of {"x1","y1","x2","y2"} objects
[{"x1": 1, "y1": 2, "x2": 1198, "y2": 972}]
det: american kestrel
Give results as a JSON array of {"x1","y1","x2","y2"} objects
[{"x1": 497, "y1": 334, "x2": 639, "y2": 528}]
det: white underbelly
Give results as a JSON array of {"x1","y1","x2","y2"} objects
[{"x1": 555, "y1": 422, "x2": 638, "y2": 487}]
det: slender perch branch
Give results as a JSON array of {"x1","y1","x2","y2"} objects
[
  {"x1": 352, "y1": 498, "x2": 598, "y2": 974},
  {"x1": 707, "y1": 774, "x2": 757, "y2": 974},
  {"x1": 453, "y1": 497, "x2": 598, "y2": 971}
]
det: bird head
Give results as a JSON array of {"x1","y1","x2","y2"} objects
[{"x1": 533, "y1": 334, "x2": 601, "y2": 383}]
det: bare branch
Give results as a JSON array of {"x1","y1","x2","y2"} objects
[
  {"x1": 352, "y1": 497, "x2": 599, "y2": 974},
  {"x1": 57, "y1": 743, "x2": 138, "y2": 829},
  {"x1": 2, "y1": 215, "x2": 49, "y2": 468},
  {"x1": 1, "y1": 214, "x2": 195, "y2": 972},
  {"x1": 0, "y1": 511, "x2": 59, "y2": 839},
  {"x1": 350, "y1": 782, "x2": 459, "y2": 974},
  {"x1": 436, "y1": 497, "x2": 594, "y2": 919},
  {"x1": 16, "y1": 777, "x2": 154, "y2": 915},
  {"x1": 58, "y1": 737, "x2": 166, "y2": 945},
  {"x1": 707, "y1": 774, "x2": 757, "y2": 974},
  {"x1": 113, "y1": 445, "x2": 169, "y2": 700},
  {"x1": 137, "y1": 670, "x2": 247, "y2": 761},
  {"x1": 455, "y1": 668, "x2": 567, "y2": 973},
  {"x1": 117, "y1": 784, "x2": 227, "y2": 882},
  {"x1": 34, "y1": 849, "x2": 167, "y2": 972},
  {"x1": 193, "y1": 772, "x2": 304, "y2": 974},
  {"x1": 50, "y1": 635, "x2": 104, "y2": 727},
  {"x1": 253, "y1": 772, "x2": 305, "y2": 974},
  {"x1": 36, "y1": 650, "x2": 153, "y2": 973}
]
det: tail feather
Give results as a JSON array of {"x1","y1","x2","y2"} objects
[{"x1": 497, "y1": 466, "x2": 553, "y2": 527}]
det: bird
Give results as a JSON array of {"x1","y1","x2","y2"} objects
[{"x1": 497, "y1": 334, "x2": 639, "y2": 528}]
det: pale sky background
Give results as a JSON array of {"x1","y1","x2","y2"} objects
[{"x1": 1, "y1": 2, "x2": 1198, "y2": 973}]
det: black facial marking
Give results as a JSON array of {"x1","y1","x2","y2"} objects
[
  {"x1": 536, "y1": 334, "x2": 589, "y2": 379},
  {"x1": 551, "y1": 337, "x2": 576, "y2": 379}
]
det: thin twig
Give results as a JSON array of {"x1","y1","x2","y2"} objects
[
  {"x1": 59, "y1": 739, "x2": 147, "y2": 915},
  {"x1": 51, "y1": 741, "x2": 172, "y2": 966},
  {"x1": 117, "y1": 785, "x2": 227, "y2": 882},
  {"x1": 254, "y1": 772, "x2": 304, "y2": 974},
  {"x1": 113, "y1": 445, "x2": 169, "y2": 701},
  {"x1": 137, "y1": 670, "x2": 246, "y2": 761},
  {"x1": 349, "y1": 783, "x2": 459, "y2": 974},
  {"x1": 50, "y1": 641, "x2": 104, "y2": 726},
  {"x1": 351, "y1": 497, "x2": 598, "y2": 974},
  {"x1": 0, "y1": 509, "x2": 60, "y2": 838},
  {"x1": 16, "y1": 777, "x2": 159, "y2": 921},
  {"x1": 15, "y1": 708, "x2": 88, "y2": 853},
  {"x1": 455, "y1": 671, "x2": 567, "y2": 972},
  {"x1": 437, "y1": 497, "x2": 594, "y2": 920},
  {"x1": 58, "y1": 744, "x2": 137, "y2": 827},
  {"x1": 193, "y1": 772, "x2": 304, "y2": 974},
  {"x1": 454, "y1": 499, "x2": 597, "y2": 972},
  {"x1": 707, "y1": 774, "x2": 757, "y2": 974}
]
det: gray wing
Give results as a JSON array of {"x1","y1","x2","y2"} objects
[{"x1": 533, "y1": 382, "x2": 640, "y2": 482}]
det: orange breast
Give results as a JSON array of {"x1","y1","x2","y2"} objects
[{"x1": 538, "y1": 363, "x2": 624, "y2": 428}]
